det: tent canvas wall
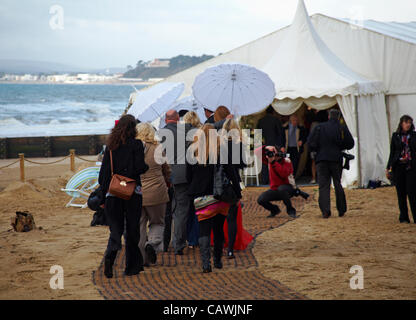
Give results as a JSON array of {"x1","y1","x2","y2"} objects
[
  {"x1": 310, "y1": 15, "x2": 416, "y2": 136},
  {"x1": 132, "y1": 0, "x2": 416, "y2": 187}
]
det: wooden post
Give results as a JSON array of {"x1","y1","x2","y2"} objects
[
  {"x1": 0, "y1": 138, "x2": 6, "y2": 159},
  {"x1": 69, "y1": 149, "x2": 75, "y2": 172},
  {"x1": 19, "y1": 153, "x2": 25, "y2": 182},
  {"x1": 88, "y1": 135, "x2": 97, "y2": 155},
  {"x1": 44, "y1": 136, "x2": 51, "y2": 158}
]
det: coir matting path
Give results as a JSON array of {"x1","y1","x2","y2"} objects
[{"x1": 92, "y1": 188, "x2": 308, "y2": 300}]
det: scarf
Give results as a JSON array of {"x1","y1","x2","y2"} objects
[{"x1": 400, "y1": 133, "x2": 412, "y2": 169}]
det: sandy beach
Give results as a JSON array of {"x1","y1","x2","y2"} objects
[
  {"x1": 1, "y1": 158, "x2": 415, "y2": 300},
  {"x1": 0, "y1": 158, "x2": 107, "y2": 299},
  {"x1": 254, "y1": 186, "x2": 416, "y2": 300}
]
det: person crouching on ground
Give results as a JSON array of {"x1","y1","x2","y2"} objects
[
  {"x1": 257, "y1": 146, "x2": 297, "y2": 218},
  {"x1": 98, "y1": 114, "x2": 149, "y2": 278},
  {"x1": 187, "y1": 124, "x2": 230, "y2": 273},
  {"x1": 136, "y1": 123, "x2": 170, "y2": 266}
]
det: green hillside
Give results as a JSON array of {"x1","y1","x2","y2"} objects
[{"x1": 123, "y1": 54, "x2": 214, "y2": 79}]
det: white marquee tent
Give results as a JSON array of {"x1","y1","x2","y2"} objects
[
  {"x1": 132, "y1": 0, "x2": 416, "y2": 188},
  {"x1": 261, "y1": 0, "x2": 389, "y2": 188}
]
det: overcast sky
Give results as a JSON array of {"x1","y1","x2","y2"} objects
[{"x1": 1, "y1": 0, "x2": 415, "y2": 69}]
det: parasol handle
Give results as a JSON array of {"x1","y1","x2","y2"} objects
[{"x1": 230, "y1": 70, "x2": 236, "y2": 111}]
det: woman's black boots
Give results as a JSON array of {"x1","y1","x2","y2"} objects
[
  {"x1": 104, "y1": 250, "x2": 118, "y2": 279},
  {"x1": 214, "y1": 249, "x2": 223, "y2": 269}
]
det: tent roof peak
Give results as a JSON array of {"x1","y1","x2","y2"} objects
[{"x1": 262, "y1": 0, "x2": 384, "y2": 100}]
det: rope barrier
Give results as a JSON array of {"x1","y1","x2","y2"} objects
[
  {"x1": 23, "y1": 155, "x2": 71, "y2": 165},
  {"x1": 74, "y1": 155, "x2": 97, "y2": 163},
  {"x1": 0, "y1": 159, "x2": 20, "y2": 170},
  {"x1": 3, "y1": 150, "x2": 99, "y2": 182}
]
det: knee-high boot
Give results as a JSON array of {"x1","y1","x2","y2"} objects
[{"x1": 104, "y1": 250, "x2": 118, "y2": 279}]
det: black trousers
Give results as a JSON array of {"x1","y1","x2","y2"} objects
[
  {"x1": 394, "y1": 164, "x2": 416, "y2": 222},
  {"x1": 198, "y1": 214, "x2": 226, "y2": 268},
  {"x1": 105, "y1": 193, "x2": 143, "y2": 273},
  {"x1": 287, "y1": 147, "x2": 300, "y2": 176},
  {"x1": 187, "y1": 198, "x2": 199, "y2": 246},
  {"x1": 227, "y1": 203, "x2": 238, "y2": 252},
  {"x1": 257, "y1": 184, "x2": 296, "y2": 215},
  {"x1": 163, "y1": 187, "x2": 174, "y2": 250},
  {"x1": 316, "y1": 161, "x2": 346, "y2": 216},
  {"x1": 261, "y1": 162, "x2": 269, "y2": 185}
]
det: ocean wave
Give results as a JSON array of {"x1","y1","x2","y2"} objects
[
  {"x1": 0, "y1": 117, "x2": 27, "y2": 126},
  {"x1": 0, "y1": 101, "x2": 123, "y2": 125},
  {"x1": 0, "y1": 101, "x2": 120, "y2": 113},
  {"x1": 0, "y1": 118, "x2": 116, "y2": 138},
  {"x1": 0, "y1": 84, "x2": 132, "y2": 136}
]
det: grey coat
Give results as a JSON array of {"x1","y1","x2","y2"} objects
[{"x1": 162, "y1": 122, "x2": 193, "y2": 185}]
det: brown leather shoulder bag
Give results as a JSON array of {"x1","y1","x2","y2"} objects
[{"x1": 108, "y1": 150, "x2": 136, "y2": 200}]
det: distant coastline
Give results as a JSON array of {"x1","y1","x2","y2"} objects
[{"x1": 0, "y1": 80, "x2": 155, "y2": 86}]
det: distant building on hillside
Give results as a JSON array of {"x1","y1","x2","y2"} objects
[{"x1": 145, "y1": 59, "x2": 170, "y2": 68}]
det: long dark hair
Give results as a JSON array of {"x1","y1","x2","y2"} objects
[
  {"x1": 396, "y1": 115, "x2": 415, "y2": 134},
  {"x1": 107, "y1": 114, "x2": 138, "y2": 151}
]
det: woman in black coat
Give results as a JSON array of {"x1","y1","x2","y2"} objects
[
  {"x1": 99, "y1": 115, "x2": 148, "y2": 278},
  {"x1": 187, "y1": 123, "x2": 239, "y2": 272},
  {"x1": 386, "y1": 115, "x2": 416, "y2": 224}
]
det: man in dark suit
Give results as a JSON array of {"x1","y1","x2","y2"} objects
[
  {"x1": 162, "y1": 110, "x2": 192, "y2": 255},
  {"x1": 284, "y1": 114, "x2": 307, "y2": 178},
  {"x1": 204, "y1": 107, "x2": 215, "y2": 124},
  {"x1": 257, "y1": 106, "x2": 286, "y2": 184},
  {"x1": 308, "y1": 109, "x2": 354, "y2": 218}
]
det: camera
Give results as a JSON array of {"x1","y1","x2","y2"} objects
[
  {"x1": 265, "y1": 150, "x2": 276, "y2": 158},
  {"x1": 342, "y1": 152, "x2": 355, "y2": 170},
  {"x1": 265, "y1": 150, "x2": 286, "y2": 159},
  {"x1": 293, "y1": 188, "x2": 310, "y2": 200}
]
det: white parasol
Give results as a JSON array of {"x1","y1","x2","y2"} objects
[
  {"x1": 127, "y1": 82, "x2": 184, "y2": 122},
  {"x1": 192, "y1": 63, "x2": 276, "y2": 116}
]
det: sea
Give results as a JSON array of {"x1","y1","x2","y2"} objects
[{"x1": 0, "y1": 83, "x2": 144, "y2": 138}]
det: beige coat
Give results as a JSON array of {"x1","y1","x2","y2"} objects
[{"x1": 141, "y1": 143, "x2": 170, "y2": 207}]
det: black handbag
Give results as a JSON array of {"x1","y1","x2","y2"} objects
[
  {"x1": 213, "y1": 164, "x2": 238, "y2": 205},
  {"x1": 87, "y1": 186, "x2": 105, "y2": 211}
]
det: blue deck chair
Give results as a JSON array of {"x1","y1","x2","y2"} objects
[{"x1": 61, "y1": 166, "x2": 101, "y2": 208}]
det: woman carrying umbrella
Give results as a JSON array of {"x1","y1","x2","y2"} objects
[{"x1": 218, "y1": 118, "x2": 250, "y2": 258}]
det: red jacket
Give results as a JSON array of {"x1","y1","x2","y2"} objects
[{"x1": 261, "y1": 147, "x2": 293, "y2": 190}]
